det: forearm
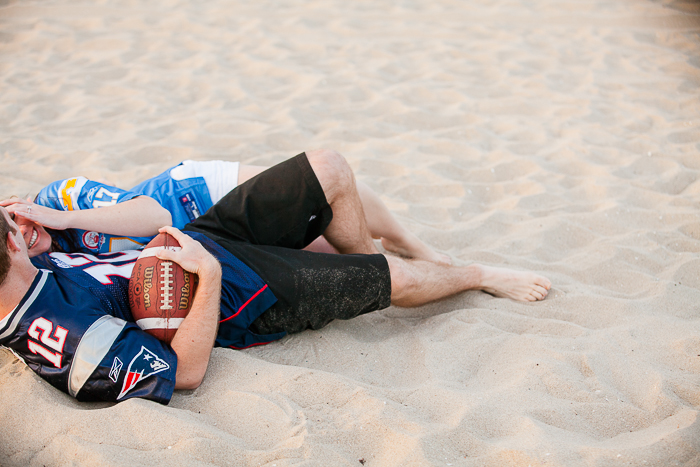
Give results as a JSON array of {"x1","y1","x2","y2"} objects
[
  {"x1": 171, "y1": 259, "x2": 222, "y2": 390},
  {"x1": 62, "y1": 196, "x2": 172, "y2": 236}
]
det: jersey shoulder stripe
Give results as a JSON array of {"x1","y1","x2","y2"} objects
[
  {"x1": 68, "y1": 314, "x2": 126, "y2": 397},
  {"x1": 0, "y1": 270, "x2": 50, "y2": 340},
  {"x1": 58, "y1": 177, "x2": 88, "y2": 211}
]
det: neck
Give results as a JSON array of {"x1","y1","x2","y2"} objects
[{"x1": 0, "y1": 262, "x2": 39, "y2": 320}]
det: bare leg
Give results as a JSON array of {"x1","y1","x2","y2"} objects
[
  {"x1": 304, "y1": 149, "x2": 378, "y2": 255},
  {"x1": 238, "y1": 159, "x2": 448, "y2": 263},
  {"x1": 305, "y1": 236, "x2": 339, "y2": 254},
  {"x1": 355, "y1": 181, "x2": 451, "y2": 265},
  {"x1": 386, "y1": 255, "x2": 552, "y2": 306},
  {"x1": 241, "y1": 154, "x2": 552, "y2": 304}
]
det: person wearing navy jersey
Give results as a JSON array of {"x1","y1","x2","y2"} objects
[{"x1": 0, "y1": 150, "x2": 551, "y2": 404}]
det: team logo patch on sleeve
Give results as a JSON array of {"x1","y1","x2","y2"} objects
[
  {"x1": 179, "y1": 192, "x2": 201, "y2": 222},
  {"x1": 117, "y1": 346, "x2": 170, "y2": 400},
  {"x1": 82, "y1": 231, "x2": 101, "y2": 250}
]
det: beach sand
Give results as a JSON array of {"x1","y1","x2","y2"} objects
[{"x1": 1, "y1": 0, "x2": 700, "y2": 465}]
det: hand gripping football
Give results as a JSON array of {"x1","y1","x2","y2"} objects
[{"x1": 128, "y1": 232, "x2": 198, "y2": 343}]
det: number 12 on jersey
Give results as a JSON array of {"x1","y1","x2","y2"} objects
[{"x1": 27, "y1": 317, "x2": 68, "y2": 368}]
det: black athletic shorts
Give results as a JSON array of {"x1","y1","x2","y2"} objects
[{"x1": 184, "y1": 152, "x2": 392, "y2": 335}]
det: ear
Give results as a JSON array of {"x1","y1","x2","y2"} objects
[{"x1": 6, "y1": 230, "x2": 22, "y2": 253}]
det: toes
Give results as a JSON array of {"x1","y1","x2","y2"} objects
[
  {"x1": 529, "y1": 285, "x2": 549, "y2": 301},
  {"x1": 528, "y1": 291, "x2": 542, "y2": 301}
]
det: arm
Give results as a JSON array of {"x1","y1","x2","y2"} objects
[
  {"x1": 154, "y1": 226, "x2": 222, "y2": 389},
  {"x1": 1, "y1": 195, "x2": 173, "y2": 237}
]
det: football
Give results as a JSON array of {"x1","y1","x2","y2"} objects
[{"x1": 128, "y1": 232, "x2": 198, "y2": 343}]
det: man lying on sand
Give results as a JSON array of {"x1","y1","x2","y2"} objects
[
  {"x1": 0, "y1": 150, "x2": 551, "y2": 404},
  {"x1": 1, "y1": 158, "x2": 449, "y2": 264}
]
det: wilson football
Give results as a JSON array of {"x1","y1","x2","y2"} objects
[{"x1": 128, "y1": 232, "x2": 197, "y2": 343}]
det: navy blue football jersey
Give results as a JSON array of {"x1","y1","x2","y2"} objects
[
  {"x1": 0, "y1": 252, "x2": 177, "y2": 403},
  {"x1": 0, "y1": 232, "x2": 282, "y2": 404}
]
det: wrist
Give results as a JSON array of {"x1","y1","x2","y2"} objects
[
  {"x1": 56, "y1": 209, "x2": 74, "y2": 230},
  {"x1": 198, "y1": 258, "x2": 222, "y2": 281}
]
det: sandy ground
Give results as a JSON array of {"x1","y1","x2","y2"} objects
[{"x1": 1, "y1": 0, "x2": 700, "y2": 466}]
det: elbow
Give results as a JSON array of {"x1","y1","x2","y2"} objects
[
  {"x1": 161, "y1": 209, "x2": 173, "y2": 228},
  {"x1": 140, "y1": 196, "x2": 172, "y2": 228},
  {"x1": 153, "y1": 203, "x2": 172, "y2": 229},
  {"x1": 173, "y1": 355, "x2": 207, "y2": 390},
  {"x1": 175, "y1": 371, "x2": 204, "y2": 390}
]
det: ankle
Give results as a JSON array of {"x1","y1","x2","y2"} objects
[{"x1": 466, "y1": 263, "x2": 485, "y2": 288}]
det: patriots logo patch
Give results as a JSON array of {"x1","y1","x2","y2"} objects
[{"x1": 117, "y1": 346, "x2": 170, "y2": 400}]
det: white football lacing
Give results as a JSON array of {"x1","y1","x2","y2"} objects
[{"x1": 160, "y1": 261, "x2": 174, "y2": 310}]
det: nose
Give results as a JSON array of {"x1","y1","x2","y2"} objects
[
  {"x1": 18, "y1": 223, "x2": 31, "y2": 241},
  {"x1": 16, "y1": 218, "x2": 35, "y2": 240}
]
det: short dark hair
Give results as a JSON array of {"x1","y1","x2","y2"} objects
[{"x1": 0, "y1": 210, "x2": 17, "y2": 286}]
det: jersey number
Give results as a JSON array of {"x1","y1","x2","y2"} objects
[
  {"x1": 27, "y1": 317, "x2": 68, "y2": 368},
  {"x1": 51, "y1": 251, "x2": 138, "y2": 285},
  {"x1": 92, "y1": 187, "x2": 120, "y2": 208}
]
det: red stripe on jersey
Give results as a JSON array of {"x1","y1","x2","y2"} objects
[
  {"x1": 219, "y1": 284, "x2": 269, "y2": 324},
  {"x1": 228, "y1": 340, "x2": 275, "y2": 350}
]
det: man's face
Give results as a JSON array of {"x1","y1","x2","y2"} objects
[{"x1": 4, "y1": 209, "x2": 51, "y2": 258}]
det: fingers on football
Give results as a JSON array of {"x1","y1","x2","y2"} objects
[
  {"x1": 159, "y1": 225, "x2": 187, "y2": 242},
  {"x1": 154, "y1": 247, "x2": 176, "y2": 262}
]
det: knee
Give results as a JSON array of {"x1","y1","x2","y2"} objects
[
  {"x1": 306, "y1": 149, "x2": 355, "y2": 198},
  {"x1": 307, "y1": 148, "x2": 345, "y2": 164}
]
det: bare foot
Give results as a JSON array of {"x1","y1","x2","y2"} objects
[
  {"x1": 381, "y1": 235, "x2": 452, "y2": 265},
  {"x1": 476, "y1": 264, "x2": 551, "y2": 302}
]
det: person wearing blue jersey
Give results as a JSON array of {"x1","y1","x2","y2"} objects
[
  {"x1": 1, "y1": 159, "x2": 450, "y2": 264},
  {"x1": 0, "y1": 150, "x2": 551, "y2": 404}
]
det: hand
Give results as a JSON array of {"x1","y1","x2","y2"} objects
[
  {"x1": 154, "y1": 226, "x2": 221, "y2": 278},
  {"x1": 0, "y1": 197, "x2": 71, "y2": 230}
]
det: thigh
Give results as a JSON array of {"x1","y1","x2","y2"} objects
[
  {"x1": 185, "y1": 153, "x2": 333, "y2": 249},
  {"x1": 217, "y1": 241, "x2": 392, "y2": 335}
]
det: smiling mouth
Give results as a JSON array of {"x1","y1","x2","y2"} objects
[{"x1": 28, "y1": 229, "x2": 38, "y2": 249}]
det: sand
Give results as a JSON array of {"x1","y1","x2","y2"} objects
[{"x1": 1, "y1": 0, "x2": 700, "y2": 465}]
